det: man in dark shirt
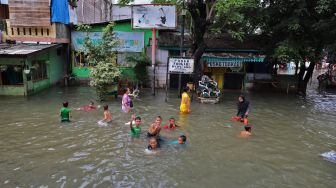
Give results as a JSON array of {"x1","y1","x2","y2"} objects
[{"x1": 237, "y1": 95, "x2": 250, "y2": 119}]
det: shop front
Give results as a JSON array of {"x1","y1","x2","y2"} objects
[
  {"x1": 0, "y1": 43, "x2": 64, "y2": 96},
  {"x1": 202, "y1": 56, "x2": 264, "y2": 90}
]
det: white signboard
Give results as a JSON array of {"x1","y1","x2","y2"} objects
[
  {"x1": 132, "y1": 5, "x2": 176, "y2": 29},
  {"x1": 207, "y1": 61, "x2": 243, "y2": 68},
  {"x1": 169, "y1": 58, "x2": 194, "y2": 73},
  {"x1": 0, "y1": 0, "x2": 8, "y2": 4}
]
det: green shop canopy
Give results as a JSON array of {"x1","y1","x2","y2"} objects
[{"x1": 203, "y1": 56, "x2": 264, "y2": 68}]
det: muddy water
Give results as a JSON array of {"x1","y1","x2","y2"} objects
[{"x1": 0, "y1": 86, "x2": 335, "y2": 188}]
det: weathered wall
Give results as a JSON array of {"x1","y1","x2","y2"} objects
[
  {"x1": 9, "y1": 0, "x2": 50, "y2": 27},
  {"x1": 27, "y1": 47, "x2": 64, "y2": 85},
  {"x1": 4, "y1": 20, "x2": 69, "y2": 43},
  {"x1": 76, "y1": 0, "x2": 112, "y2": 24},
  {"x1": 0, "y1": 85, "x2": 25, "y2": 96},
  {"x1": 147, "y1": 47, "x2": 169, "y2": 88}
]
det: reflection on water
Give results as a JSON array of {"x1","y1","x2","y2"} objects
[{"x1": 0, "y1": 86, "x2": 335, "y2": 187}]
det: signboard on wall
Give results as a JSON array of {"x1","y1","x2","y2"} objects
[
  {"x1": 0, "y1": 0, "x2": 8, "y2": 4},
  {"x1": 132, "y1": 4, "x2": 176, "y2": 29},
  {"x1": 71, "y1": 31, "x2": 144, "y2": 52},
  {"x1": 207, "y1": 61, "x2": 243, "y2": 68},
  {"x1": 169, "y1": 58, "x2": 194, "y2": 74}
]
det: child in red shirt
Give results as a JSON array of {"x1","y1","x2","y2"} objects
[{"x1": 162, "y1": 117, "x2": 179, "y2": 129}]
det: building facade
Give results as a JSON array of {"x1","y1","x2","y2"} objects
[{"x1": 0, "y1": 0, "x2": 70, "y2": 96}]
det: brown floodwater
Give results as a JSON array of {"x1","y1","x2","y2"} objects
[{"x1": 0, "y1": 85, "x2": 335, "y2": 187}]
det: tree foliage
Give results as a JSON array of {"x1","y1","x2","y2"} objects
[
  {"x1": 259, "y1": 0, "x2": 336, "y2": 93},
  {"x1": 124, "y1": 53, "x2": 151, "y2": 87},
  {"x1": 77, "y1": 22, "x2": 121, "y2": 99}
]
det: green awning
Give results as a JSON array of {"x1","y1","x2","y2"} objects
[{"x1": 202, "y1": 56, "x2": 264, "y2": 67}]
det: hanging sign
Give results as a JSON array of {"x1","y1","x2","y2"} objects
[
  {"x1": 169, "y1": 58, "x2": 194, "y2": 73},
  {"x1": 207, "y1": 61, "x2": 243, "y2": 68}
]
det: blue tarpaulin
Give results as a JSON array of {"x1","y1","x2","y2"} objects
[{"x1": 51, "y1": 0, "x2": 70, "y2": 24}]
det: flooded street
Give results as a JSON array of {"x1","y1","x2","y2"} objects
[{"x1": 0, "y1": 86, "x2": 335, "y2": 188}]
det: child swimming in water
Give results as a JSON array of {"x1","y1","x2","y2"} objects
[
  {"x1": 77, "y1": 101, "x2": 99, "y2": 112},
  {"x1": 102, "y1": 105, "x2": 112, "y2": 123},
  {"x1": 239, "y1": 119, "x2": 252, "y2": 137},
  {"x1": 60, "y1": 101, "x2": 71, "y2": 122},
  {"x1": 178, "y1": 135, "x2": 187, "y2": 144},
  {"x1": 147, "y1": 116, "x2": 162, "y2": 137},
  {"x1": 162, "y1": 117, "x2": 179, "y2": 129},
  {"x1": 169, "y1": 135, "x2": 187, "y2": 145},
  {"x1": 147, "y1": 137, "x2": 159, "y2": 150},
  {"x1": 130, "y1": 114, "x2": 142, "y2": 136},
  {"x1": 145, "y1": 137, "x2": 160, "y2": 154}
]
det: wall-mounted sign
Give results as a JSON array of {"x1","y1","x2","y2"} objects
[
  {"x1": 71, "y1": 31, "x2": 144, "y2": 52},
  {"x1": 132, "y1": 5, "x2": 176, "y2": 29},
  {"x1": 169, "y1": 58, "x2": 194, "y2": 74},
  {"x1": 207, "y1": 61, "x2": 243, "y2": 68},
  {"x1": 0, "y1": 0, "x2": 8, "y2": 4}
]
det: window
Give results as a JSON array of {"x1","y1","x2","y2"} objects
[
  {"x1": 31, "y1": 61, "x2": 48, "y2": 81},
  {"x1": 74, "y1": 51, "x2": 90, "y2": 67},
  {"x1": 0, "y1": 65, "x2": 23, "y2": 85},
  {"x1": 0, "y1": 4, "x2": 9, "y2": 19}
]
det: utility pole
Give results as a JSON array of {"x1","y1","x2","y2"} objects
[{"x1": 178, "y1": 0, "x2": 186, "y2": 97}]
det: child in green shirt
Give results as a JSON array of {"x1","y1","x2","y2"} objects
[
  {"x1": 60, "y1": 102, "x2": 71, "y2": 122},
  {"x1": 130, "y1": 114, "x2": 142, "y2": 136}
]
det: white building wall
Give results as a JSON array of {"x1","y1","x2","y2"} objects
[{"x1": 146, "y1": 47, "x2": 169, "y2": 88}]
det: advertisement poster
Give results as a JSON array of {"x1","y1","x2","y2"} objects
[{"x1": 132, "y1": 5, "x2": 176, "y2": 29}]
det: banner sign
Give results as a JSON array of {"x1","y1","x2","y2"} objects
[
  {"x1": 71, "y1": 31, "x2": 144, "y2": 52},
  {"x1": 207, "y1": 61, "x2": 243, "y2": 68},
  {"x1": 169, "y1": 58, "x2": 194, "y2": 73},
  {"x1": 132, "y1": 5, "x2": 176, "y2": 29}
]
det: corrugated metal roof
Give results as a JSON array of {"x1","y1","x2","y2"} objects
[{"x1": 0, "y1": 43, "x2": 61, "y2": 57}]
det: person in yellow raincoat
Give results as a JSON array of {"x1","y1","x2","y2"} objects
[{"x1": 180, "y1": 86, "x2": 190, "y2": 114}]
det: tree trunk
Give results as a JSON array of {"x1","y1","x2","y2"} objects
[
  {"x1": 187, "y1": 0, "x2": 208, "y2": 82},
  {"x1": 295, "y1": 61, "x2": 299, "y2": 75},
  {"x1": 297, "y1": 61, "x2": 315, "y2": 95}
]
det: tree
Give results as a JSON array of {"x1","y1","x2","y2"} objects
[
  {"x1": 124, "y1": 53, "x2": 151, "y2": 87},
  {"x1": 77, "y1": 23, "x2": 121, "y2": 100},
  {"x1": 119, "y1": 0, "x2": 260, "y2": 76},
  {"x1": 260, "y1": 0, "x2": 336, "y2": 94}
]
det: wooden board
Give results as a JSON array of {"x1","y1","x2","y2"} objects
[
  {"x1": 9, "y1": 0, "x2": 50, "y2": 27},
  {"x1": 76, "y1": 0, "x2": 112, "y2": 24}
]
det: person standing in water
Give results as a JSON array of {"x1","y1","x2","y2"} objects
[
  {"x1": 180, "y1": 86, "x2": 191, "y2": 114},
  {"x1": 60, "y1": 101, "x2": 71, "y2": 122},
  {"x1": 102, "y1": 105, "x2": 112, "y2": 123},
  {"x1": 237, "y1": 94, "x2": 250, "y2": 120},
  {"x1": 122, "y1": 88, "x2": 132, "y2": 113}
]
